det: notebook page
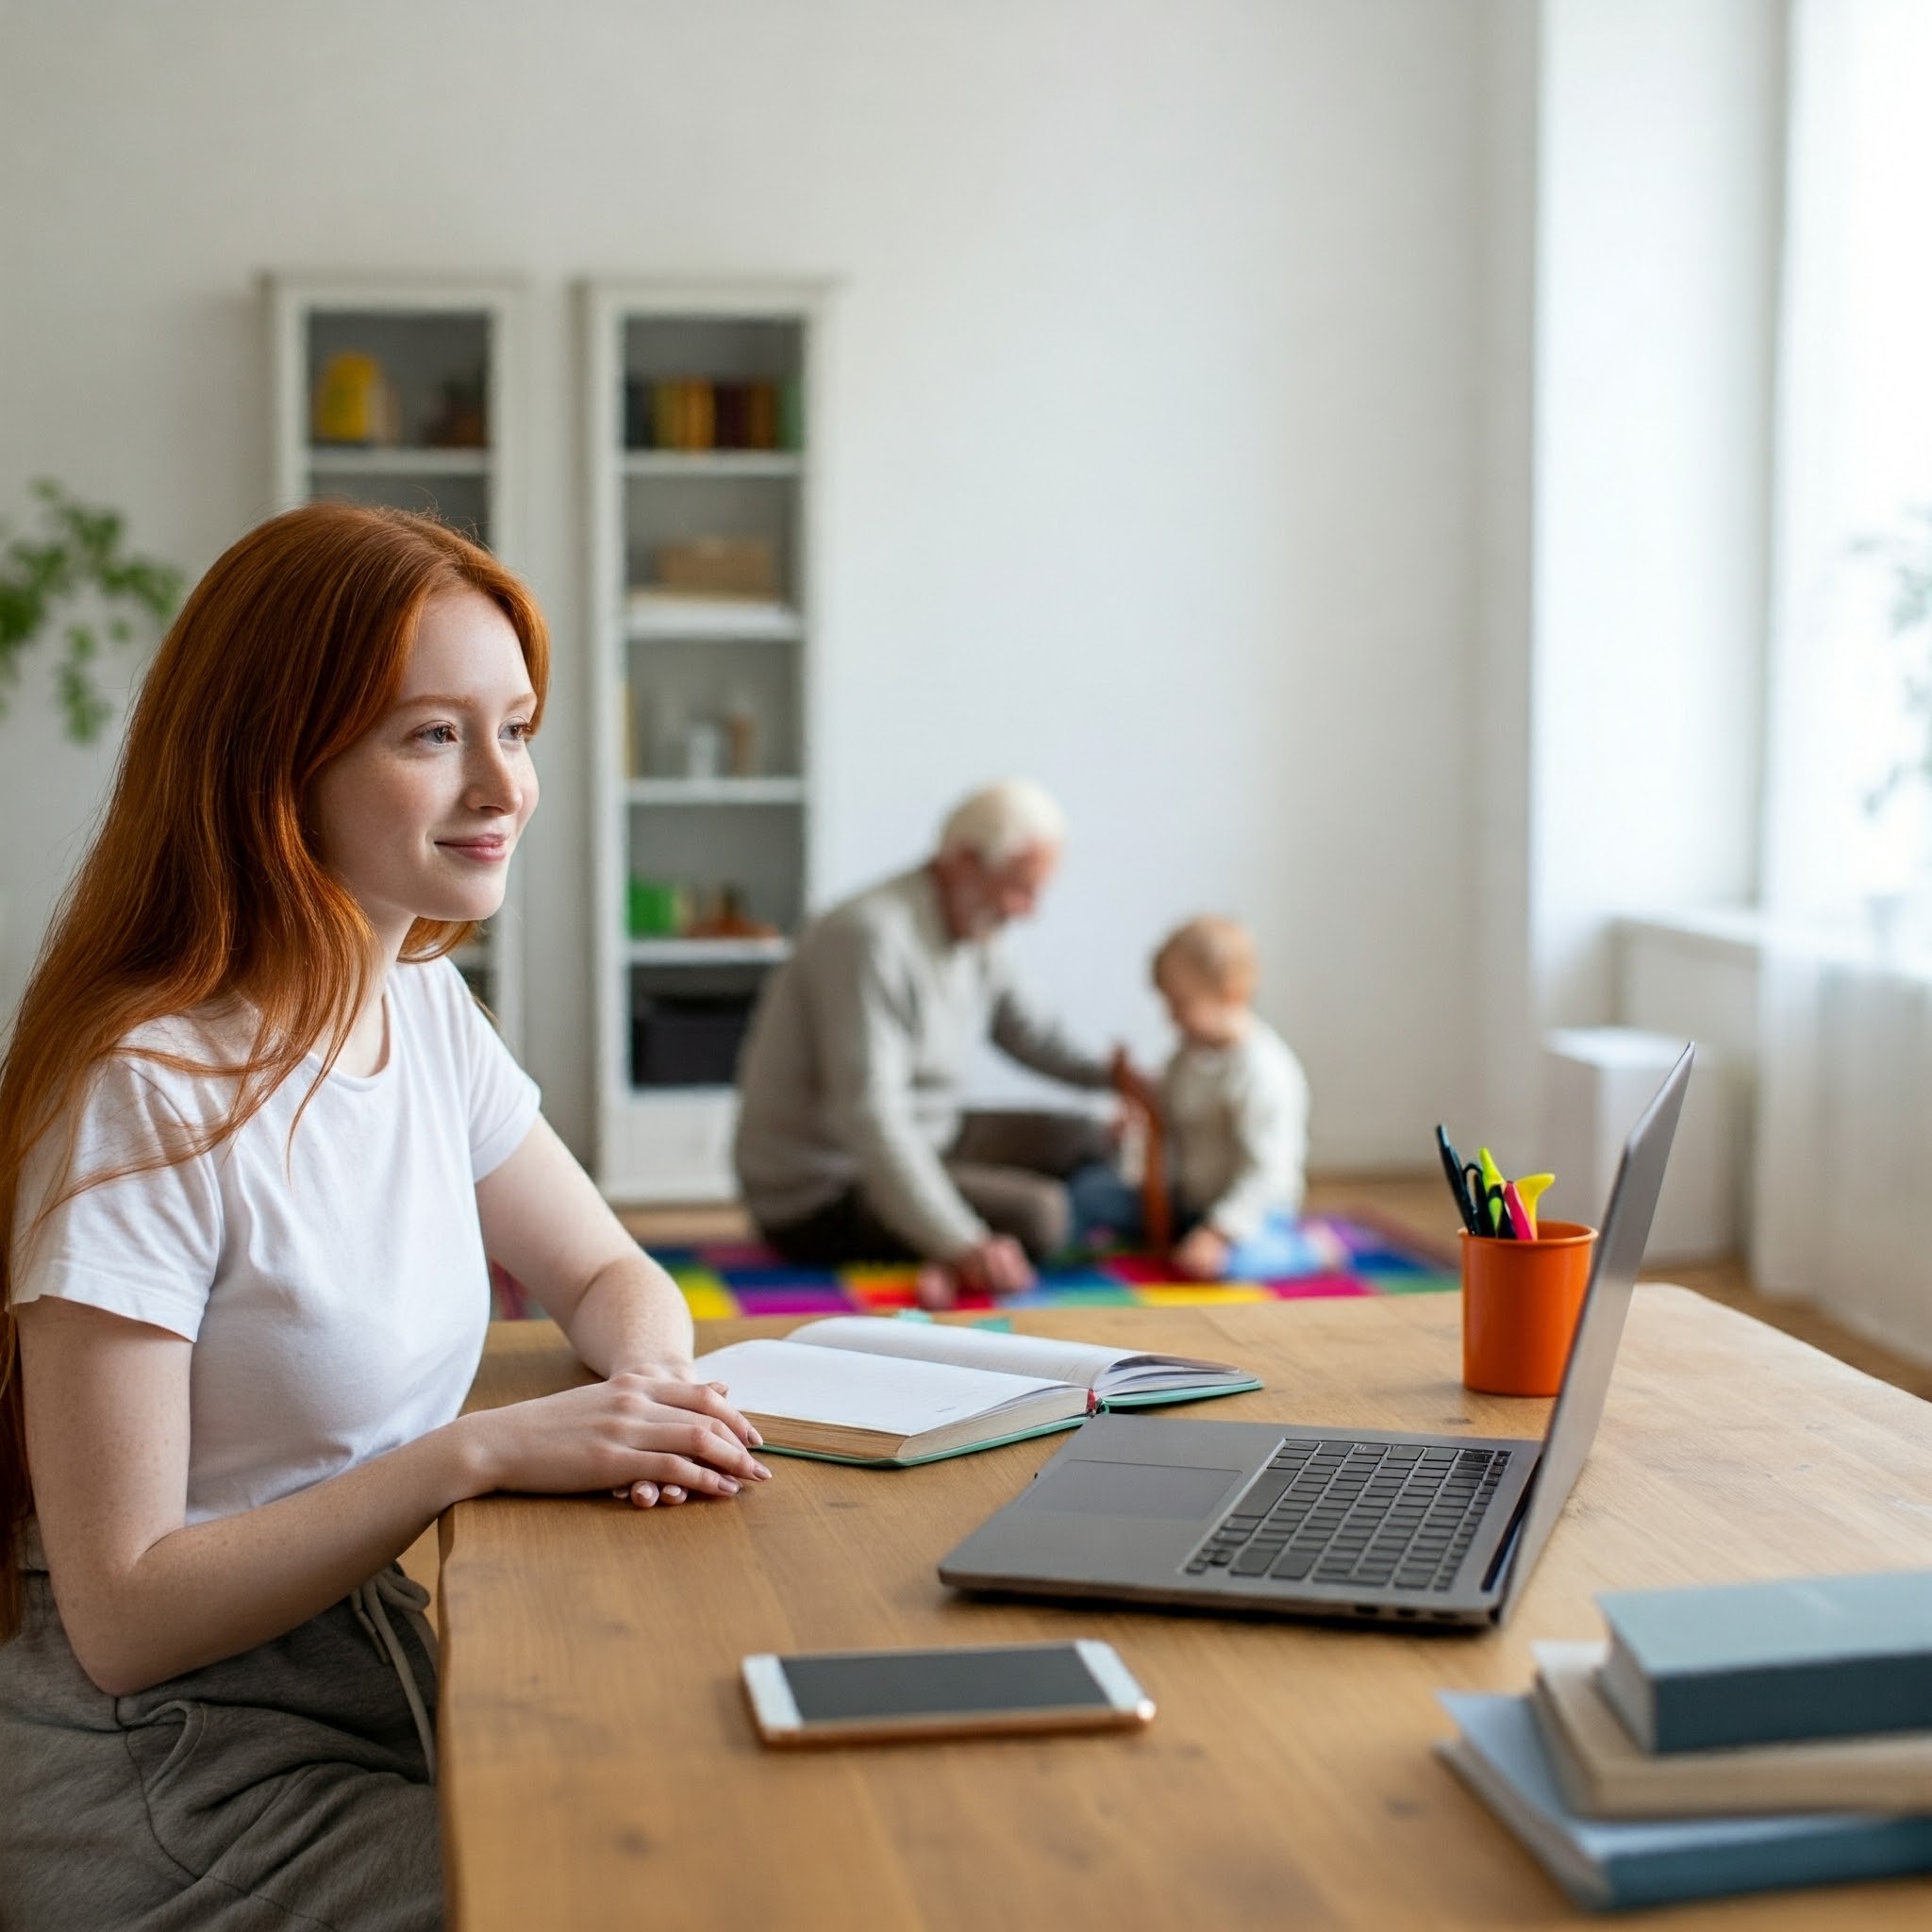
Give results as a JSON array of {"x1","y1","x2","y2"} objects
[
  {"x1": 788, "y1": 1316, "x2": 1249, "y2": 1397},
  {"x1": 691, "y1": 1338, "x2": 1073, "y2": 1434},
  {"x1": 787, "y1": 1317, "x2": 1131, "y2": 1390}
]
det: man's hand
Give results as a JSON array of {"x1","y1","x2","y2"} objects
[
  {"x1": 955, "y1": 1234, "x2": 1036, "y2": 1296},
  {"x1": 911, "y1": 1235, "x2": 1034, "y2": 1310},
  {"x1": 1108, "y1": 1044, "x2": 1159, "y2": 1115},
  {"x1": 1172, "y1": 1225, "x2": 1232, "y2": 1281}
]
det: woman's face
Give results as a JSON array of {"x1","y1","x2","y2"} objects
[{"x1": 309, "y1": 589, "x2": 540, "y2": 944}]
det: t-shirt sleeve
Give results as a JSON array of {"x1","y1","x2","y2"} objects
[
  {"x1": 9, "y1": 1058, "x2": 223, "y2": 1342},
  {"x1": 447, "y1": 965, "x2": 542, "y2": 1179}
]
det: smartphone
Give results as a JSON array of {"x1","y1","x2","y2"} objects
[{"x1": 741, "y1": 1640, "x2": 1154, "y2": 1746}]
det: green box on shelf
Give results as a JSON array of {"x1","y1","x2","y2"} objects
[{"x1": 627, "y1": 878, "x2": 685, "y2": 939}]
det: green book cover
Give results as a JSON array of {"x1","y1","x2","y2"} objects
[{"x1": 1598, "y1": 1570, "x2": 1932, "y2": 1753}]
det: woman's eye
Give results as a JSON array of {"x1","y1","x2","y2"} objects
[
  {"x1": 417, "y1": 724, "x2": 458, "y2": 746},
  {"x1": 504, "y1": 719, "x2": 535, "y2": 742}
]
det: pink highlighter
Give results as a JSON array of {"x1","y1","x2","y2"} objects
[{"x1": 1500, "y1": 1180, "x2": 1535, "y2": 1241}]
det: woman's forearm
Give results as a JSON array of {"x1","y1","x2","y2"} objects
[
  {"x1": 58, "y1": 1416, "x2": 492, "y2": 1698},
  {"x1": 561, "y1": 1251, "x2": 696, "y2": 1377},
  {"x1": 40, "y1": 1286, "x2": 753, "y2": 1696}
]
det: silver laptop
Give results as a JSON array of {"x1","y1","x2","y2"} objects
[{"x1": 939, "y1": 1045, "x2": 1692, "y2": 1628}]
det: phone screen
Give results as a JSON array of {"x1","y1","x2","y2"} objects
[{"x1": 777, "y1": 1643, "x2": 1112, "y2": 1723}]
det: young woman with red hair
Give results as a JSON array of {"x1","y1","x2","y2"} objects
[{"x1": 0, "y1": 503, "x2": 767, "y2": 1929}]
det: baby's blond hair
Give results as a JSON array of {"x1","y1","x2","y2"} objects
[{"x1": 1153, "y1": 915, "x2": 1258, "y2": 1003}]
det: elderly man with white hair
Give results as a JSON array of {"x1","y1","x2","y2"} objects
[{"x1": 733, "y1": 779, "x2": 1141, "y2": 1297}]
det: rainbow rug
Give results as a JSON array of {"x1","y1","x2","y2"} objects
[{"x1": 604, "y1": 1213, "x2": 1457, "y2": 1319}]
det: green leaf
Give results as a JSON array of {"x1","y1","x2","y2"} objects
[
  {"x1": 57, "y1": 658, "x2": 110, "y2": 744},
  {"x1": 0, "y1": 479, "x2": 183, "y2": 742}
]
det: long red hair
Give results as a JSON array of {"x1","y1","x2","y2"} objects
[{"x1": 0, "y1": 502, "x2": 549, "y2": 1635}]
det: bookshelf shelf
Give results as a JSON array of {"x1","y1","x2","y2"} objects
[
  {"x1": 588, "y1": 279, "x2": 824, "y2": 1202},
  {"x1": 622, "y1": 452, "x2": 802, "y2": 479},
  {"x1": 625, "y1": 601, "x2": 802, "y2": 642},
  {"x1": 622, "y1": 1084, "x2": 741, "y2": 1108},
  {"x1": 307, "y1": 447, "x2": 492, "y2": 475},
  {"x1": 625, "y1": 778, "x2": 804, "y2": 807},
  {"x1": 268, "y1": 274, "x2": 529, "y2": 1057},
  {"x1": 625, "y1": 938, "x2": 792, "y2": 966}
]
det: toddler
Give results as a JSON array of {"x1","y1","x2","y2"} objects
[{"x1": 1149, "y1": 916, "x2": 1310, "y2": 1280}]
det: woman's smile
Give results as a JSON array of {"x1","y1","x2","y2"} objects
[{"x1": 437, "y1": 832, "x2": 513, "y2": 863}]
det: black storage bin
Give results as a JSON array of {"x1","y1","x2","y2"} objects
[{"x1": 630, "y1": 993, "x2": 755, "y2": 1088}]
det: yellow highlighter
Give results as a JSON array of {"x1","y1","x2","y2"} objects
[
  {"x1": 1511, "y1": 1173, "x2": 1555, "y2": 1239},
  {"x1": 1475, "y1": 1147, "x2": 1507, "y2": 1234}
]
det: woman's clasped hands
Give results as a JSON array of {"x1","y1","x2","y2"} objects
[{"x1": 460, "y1": 1369, "x2": 771, "y2": 1510}]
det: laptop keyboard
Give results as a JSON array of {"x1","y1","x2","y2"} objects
[{"x1": 1183, "y1": 1439, "x2": 1508, "y2": 1593}]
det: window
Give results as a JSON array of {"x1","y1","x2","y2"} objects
[{"x1": 1764, "y1": 0, "x2": 1932, "y2": 923}]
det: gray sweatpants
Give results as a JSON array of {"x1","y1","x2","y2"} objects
[
  {"x1": 761, "y1": 1108, "x2": 1116, "y2": 1265},
  {"x1": 0, "y1": 1527, "x2": 441, "y2": 1932}
]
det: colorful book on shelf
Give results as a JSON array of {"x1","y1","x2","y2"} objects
[
  {"x1": 629, "y1": 378, "x2": 792, "y2": 452},
  {"x1": 1438, "y1": 1690, "x2": 1932, "y2": 1912},
  {"x1": 650, "y1": 381, "x2": 680, "y2": 451},
  {"x1": 643, "y1": 378, "x2": 717, "y2": 452},
  {"x1": 684, "y1": 379, "x2": 716, "y2": 450},
  {"x1": 1597, "y1": 1569, "x2": 1932, "y2": 1755},
  {"x1": 744, "y1": 380, "x2": 778, "y2": 450},
  {"x1": 777, "y1": 376, "x2": 805, "y2": 451},
  {"x1": 691, "y1": 1315, "x2": 1259, "y2": 1467},
  {"x1": 1531, "y1": 1641, "x2": 1932, "y2": 1819}
]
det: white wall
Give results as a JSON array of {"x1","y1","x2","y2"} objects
[
  {"x1": 1527, "y1": 0, "x2": 1786, "y2": 1032},
  {"x1": 1470, "y1": 0, "x2": 1545, "y2": 1158},
  {"x1": 0, "y1": 0, "x2": 1514, "y2": 1167}
]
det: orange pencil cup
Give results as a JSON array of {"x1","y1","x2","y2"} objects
[{"x1": 1460, "y1": 1219, "x2": 1597, "y2": 1396}]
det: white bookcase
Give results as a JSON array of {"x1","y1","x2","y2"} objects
[
  {"x1": 265, "y1": 274, "x2": 529, "y2": 1056},
  {"x1": 584, "y1": 280, "x2": 824, "y2": 1202}
]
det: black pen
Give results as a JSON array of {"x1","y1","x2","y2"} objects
[
  {"x1": 1485, "y1": 1184, "x2": 1517, "y2": 1239},
  {"x1": 1435, "y1": 1125, "x2": 1482, "y2": 1235}
]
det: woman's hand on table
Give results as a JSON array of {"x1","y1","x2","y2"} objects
[
  {"x1": 610, "y1": 1365, "x2": 766, "y2": 1507},
  {"x1": 460, "y1": 1371, "x2": 771, "y2": 1509}
]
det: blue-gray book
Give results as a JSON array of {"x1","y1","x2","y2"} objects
[
  {"x1": 1596, "y1": 1570, "x2": 1932, "y2": 1754},
  {"x1": 1438, "y1": 1691, "x2": 1932, "y2": 1912}
]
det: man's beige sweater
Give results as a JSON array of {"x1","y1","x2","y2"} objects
[{"x1": 732, "y1": 868, "x2": 1110, "y2": 1257}]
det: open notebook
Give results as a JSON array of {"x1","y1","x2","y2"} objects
[{"x1": 691, "y1": 1315, "x2": 1261, "y2": 1466}]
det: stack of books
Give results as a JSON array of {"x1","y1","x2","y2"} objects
[
  {"x1": 1438, "y1": 1570, "x2": 1932, "y2": 1910},
  {"x1": 623, "y1": 377, "x2": 804, "y2": 452}
]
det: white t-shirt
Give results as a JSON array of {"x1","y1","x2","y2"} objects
[{"x1": 11, "y1": 958, "x2": 541, "y2": 1525}]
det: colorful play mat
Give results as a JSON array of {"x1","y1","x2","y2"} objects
[{"x1": 494, "y1": 1213, "x2": 1457, "y2": 1320}]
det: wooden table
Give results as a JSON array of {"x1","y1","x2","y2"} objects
[{"x1": 438, "y1": 1288, "x2": 1932, "y2": 1928}]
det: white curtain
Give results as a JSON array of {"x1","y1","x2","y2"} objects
[{"x1": 1755, "y1": 0, "x2": 1932, "y2": 1358}]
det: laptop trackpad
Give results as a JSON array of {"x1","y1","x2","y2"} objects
[{"x1": 1027, "y1": 1460, "x2": 1244, "y2": 1519}]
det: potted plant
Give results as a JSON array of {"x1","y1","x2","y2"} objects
[{"x1": 0, "y1": 479, "x2": 183, "y2": 743}]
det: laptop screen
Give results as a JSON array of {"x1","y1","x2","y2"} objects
[{"x1": 1495, "y1": 1044, "x2": 1693, "y2": 1619}]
